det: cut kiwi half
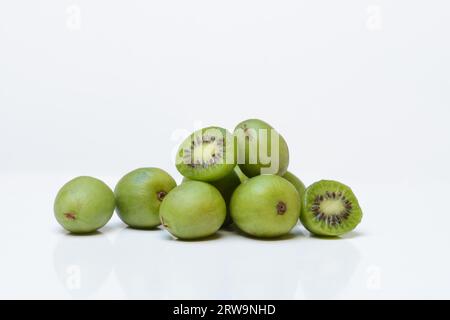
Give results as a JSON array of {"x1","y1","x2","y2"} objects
[
  {"x1": 176, "y1": 127, "x2": 236, "y2": 182},
  {"x1": 300, "y1": 180, "x2": 362, "y2": 236}
]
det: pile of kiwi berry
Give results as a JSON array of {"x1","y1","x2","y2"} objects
[{"x1": 54, "y1": 119, "x2": 362, "y2": 239}]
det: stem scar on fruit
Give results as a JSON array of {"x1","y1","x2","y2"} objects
[
  {"x1": 276, "y1": 201, "x2": 287, "y2": 215},
  {"x1": 64, "y1": 212, "x2": 76, "y2": 220},
  {"x1": 157, "y1": 191, "x2": 167, "y2": 201},
  {"x1": 161, "y1": 216, "x2": 169, "y2": 228}
]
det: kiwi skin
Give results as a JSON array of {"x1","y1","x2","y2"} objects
[
  {"x1": 159, "y1": 181, "x2": 226, "y2": 240},
  {"x1": 115, "y1": 168, "x2": 177, "y2": 229},
  {"x1": 175, "y1": 126, "x2": 237, "y2": 182},
  {"x1": 182, "y1": 168, "x2": 241, "y2": 227},
  {"x1": 230, "y1": 175, "x2": 300, "y2": 238},
  {"x1": 300, "y1": 180, "x2": 362, "y2": 237},
  {"x1": 234, "y1": 119, "x2": 289, "y2": 178},
  {"x1": 54, "y1": 176, "x2": 116, "y2": 234},
  {"x1": 282, "y1": 171, "x2": 306, "y2": 199}
]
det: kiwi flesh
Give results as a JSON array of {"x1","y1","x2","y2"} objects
[
  {"x1": 234, "y1": 119, "x2": 289, "y2": 178},
  {"x1": 182, "y1": 169, "x2": 241, "y2": 227},
  {"x1": 300, "y1": 180, "x2": 362, "y2": 236},
  {"x1": 176, "y1": 127, "x2": 236, "y2": 182}
]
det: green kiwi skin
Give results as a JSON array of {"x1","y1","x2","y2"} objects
[
  {"x1": 282, "y1": 171, "x2": 306, "y2": 199},
  {"x1": 115, "y1": 168, "x2": 177, "y2": 229},
  {"x1": 300, "y1": 180, "x2": 362, "y2": 237},
  {"x1": 159, "y1": 181, "x2": 226, "y2": 240},
  {"x1": 234, "y1": 119, "x2": 289, "y2": 178},
  {"x1": 230, "y1": 175, "x2": 300, "y2": 238},
  {"x1": 175, "y1": 127, "x2": 237, "y2": 182},
  {"x1": 182, "y1": 168, "x2": 241, "y2": 227},
  {"x1": 54, "y1": 176, "x2": 116, "y2": 234}
]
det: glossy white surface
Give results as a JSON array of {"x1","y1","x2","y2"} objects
[
  {"x1": 1, "y1": 0, "x2": 450, "y2": 299},
  {"x1": 1, "y1": 174, "x2": 449, "y2": 299}
]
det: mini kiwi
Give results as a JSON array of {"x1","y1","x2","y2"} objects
[
  {"x1": 300, "y1": 180, "x2": 362, "y2": 236},
  {"x1": 115, "y1": 168, "x2": 177, "y2": 229},
  {"x1": 176, "y1": 127, "x2": 236, "y2": 182},
  {"x1": 282, "y1": 171, "x2": 306, "y2": 199},
  {"x1": 230, "y1": 175, "x2": 300, "y2": 238},
  {"x1": 54, "y1": 176, "x2": 115, "y2": 234},
  {"x1": 234, "y1": 119, "x2": 289, "y2": 178},
  {"x1": 182, "y1": 168, "x2": 241, "y2": 227},
  {"x1": 159, "y1": 181, "x2": 226, "y2": 240}
]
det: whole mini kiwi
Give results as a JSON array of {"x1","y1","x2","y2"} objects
[
  {"x1": 115, "y1": 168, "x2": 177, "y2": 229},
  {"x1": 230, "y1": 175, "x2": 300, "y2": 238},
  {"x1": 159, "y1": 181, "x2": 226, "y2": 240},
  {"x1": 175, "y1": 126, "x2": 237, "y2": 182},
  {"x1": 300, "y1": 180, "x2": 362, "y2": 236},
  {"x1": 234, "y1": 119, "x2": 289, "y2": 178},
  {"x1": 54, "y1": 176, "x2": 115, "y2": 234},
  {"x1": 282, "y1": 171, "x2": 306, "y2": 199},
  {"x1": 182, "y1": 168, "x2": 241, "y2": 227}
]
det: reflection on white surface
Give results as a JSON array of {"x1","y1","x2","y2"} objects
[
  {"x1": 1, "y1": 0, "x2": 450, "y2": 299},
  {"x1": 53, "y1": 232, "x2": 114, "y2": 298},
  {"x1": 114, "y1": 227, "x2": 237, "y2": 299},
  {"x1": 295, "y1": 239, "x2": 361, "y2": 299},
  {"x1": 113, "y1": 227, "x2": 170, "y2": 299},
  {"x1": 226, "y1": 237, "x2": 303, "y2": 299},
  {"x1": 52, "y1": 225, "x2": 362, "y2": 299}
]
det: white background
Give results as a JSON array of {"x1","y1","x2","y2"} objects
[{"x1": 1, "y1": 0, "x2": 449, "y2": 299}]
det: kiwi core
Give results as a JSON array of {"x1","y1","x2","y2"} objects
[
  {"x1": 311, "y1": 191, "x2": 353, "y2": 225},
  {"x1": 184, "y1": 135, "x2": 224, "y2": 167},
  {"x1": 320, "y1": 199, "x2": 345, "y2": 215}
]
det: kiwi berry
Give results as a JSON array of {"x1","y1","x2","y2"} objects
[
  {"x1": 182, "y1": 169, "x2": 241, "y2": 227},
  {"x1": 234, "y1": 119, "x2": 289, "y2": 178},
  {"x1": 115, "y1": 168, "x2": 177, "y2": 229},
  {"x1": 176, "y1": 127, "x2": 236, "y2": 182},
  {"x1": 54, "y1": 176, "x2": 115, "y2": 234},
  {"x1": 159, "y1": 181, "x2": 226, "y2": 240},
  {"x1": 230, "y1": 175, "x2": 300, "y2": 238},
  {"x1": 300, "y1": 180, "x2": 362, "y2": 236},
  {"x1": 282, "y1": 171, "x2": 306, "y2": 199}
]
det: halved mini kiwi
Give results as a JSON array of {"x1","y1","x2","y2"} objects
[
  {"x1": 176, "y1": 127, "x2": 236, "y2": 182},
  {"x1": 300, "y1": 180, "x2": 362, "y2": 236}
]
